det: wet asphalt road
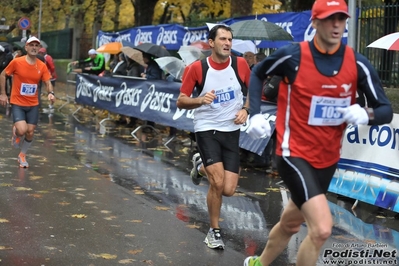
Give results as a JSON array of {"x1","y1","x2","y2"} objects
[{"x1": 0, "y1": 102, "x2": 398, "y2": 266}]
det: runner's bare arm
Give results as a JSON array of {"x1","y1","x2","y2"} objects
[
  {"x1": 44, "y1": 80, "x2": 56, "y2": 104},
  {"x1": 0, "y1": 70, "x2": 8, "y2": 105}
]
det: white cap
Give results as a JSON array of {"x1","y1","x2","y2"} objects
[
  {"x1": 26, "y1": 36, "x2": 41, "y2": 44},
  {"x1": 0, "y1": 45, "x2": 4, "y2": 52},
  {"x1": 88, "y1": 49, "x2": 97, "y2": 55}
]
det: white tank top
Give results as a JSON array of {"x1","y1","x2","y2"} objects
[{"x1": 194, "y1": 57, "x2": 244, "y2": 132}]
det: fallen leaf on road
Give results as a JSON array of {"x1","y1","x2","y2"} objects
[
  {"x1": 58, "y1": 201, "x2": 70, "y2": 206},
  {"x1": 186, "y1": 224, "x2": 200, "y2": 229},
  {"x1": 125, "y1": 234, "x2": 135, "y2": 237},
  {"x1": 29, "y1": 175, "x2": 43, "y2": 180},
  {"x1": 0, "y1": 218, "x2": 9, "y2": 223},
  {"x1": 0, "y1": 183, "x2": 13, "y2": 187},
  {"x1": 89, "y1": 253, "x2": 117, "y2": 259},
  {"x1": 71, "y1": 214, "x2": 87, "y2": 218},
  {"x1": 104, "y1": 216, "x2": 117, "y2": 220},
  {"x1": 128, "y1": 249, "x2": 143, "y2": 255},
  {"x1": 133, "y1": 189, "x2": 145, "y2": 195},
  {"x1": 265, "y1": 187, "x2": 280, "y2": 192},
  {"x1": 118, "y1": 259, "x2": 136, "y2": 264},
  {"x1": 100, "y1": 253, "x2": 117, "y2": 259},
  {"x1": 28, "y1": 194, "x2": 43, "y2": 198},
  {"x1": 0, "y1": 246, "x2": 13, "y2": 250},
  {"x1": 155, "y1": 206, "x2": 170, "y2": 211},
  {"x1": 15, "y1": 187, "x2": 32, "y2": 191},
  {"x1": 126, "y1": 220, "x2": 142, "y2": 223}
]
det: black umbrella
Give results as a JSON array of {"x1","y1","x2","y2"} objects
[
  {"x1": 230, "y1": 20, "x2": 293, "y2": 41},
  {"x1": 121, "y1": 40, "x2": 136, "y2": 49},
  {"x1": 134, "y1": 43, "x2": 170, "y2": 58},
  {"x1": 0, "y1": 42, "x2": 12, "y2": 52},
  {"x1": 13, "y1": 41, "x2": 26, "y2": 50}
]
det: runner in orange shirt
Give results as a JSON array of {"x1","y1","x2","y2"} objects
[{"x1": 0, "y1": 36, "x2": 56, "y2": 168}]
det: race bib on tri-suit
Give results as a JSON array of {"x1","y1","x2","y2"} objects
[
  {"x1": 20, "y1": 83, "x2": 38, "y2": 96},
  {"x1": 308, "y1": 96, "x2": 351, "y2": 126}
]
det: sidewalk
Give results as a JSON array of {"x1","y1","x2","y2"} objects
[{"x1": 0, "y1": 107, "x2": 245, "y2": 265}]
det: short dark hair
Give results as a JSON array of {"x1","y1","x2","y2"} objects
[
  {"x1": 256, "y1": 52, "x2": 266, "y2": 62},
  {"x1": 207, "y1": 24, "x2": 233, "y2": 41}
]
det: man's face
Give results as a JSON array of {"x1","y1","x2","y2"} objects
[
  {"x1": 313, "y1": 13, "x2": 348, "y2": 49},
  {"x1": 244, "y1": 52, "x2": 256, "y2": 66},
  {"x1": 209, "y1": 28, "x2": 232, "y2": 60},
  {"x1": 25, "y1": 42, "x2": 40, "y2": 56}
]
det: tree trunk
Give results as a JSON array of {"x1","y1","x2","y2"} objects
[
  {"x1": 291, "y1": 0, "x2": 314, "y2": 11},
  {"x1": 92, "y1": 0, "x2": 107, "y2": 47},
  {"x1": 130, "y1": 0, "x2": 159, "y2": 26},
  {"x1": 72, "y1": 0, "x2": 86, "y2": 60},
  {"x1": 112, "y1": 0, "x2": 122, "y2": 31},
  {"x1": 231, "y1": 0, "x2": 253, "y2": 17}
]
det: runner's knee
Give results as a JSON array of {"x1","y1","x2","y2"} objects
[
  {"x1": 308, "y1": 225, "x2": 332, "y2": 247},
  {"x1": 280, "y1": 220, "x2": 302, "y2": 235},
  {"x1": 222, "y1": 186, "x2": 236, "y2": 197}
]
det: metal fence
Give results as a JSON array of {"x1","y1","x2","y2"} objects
[{"x1": 358, "y1": 4, "x2": 399, "y2": 87}]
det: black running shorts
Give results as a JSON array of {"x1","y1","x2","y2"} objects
[
  {"x1": 195, "y1": 129, "x2": 240, "y2": 174},
  {"x1": 276, "y1": 156, "x2": 337, "y2": 209},
  {"x1": 12, "y1": 105, "x2": 39, "y2": 125}
]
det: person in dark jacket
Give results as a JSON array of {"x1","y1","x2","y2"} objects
[
  {"x1": 140, "y1": 53, "x2": 162, "y2": 80},
  {"x1": 0, "y1": 46, "x2": 13, "y2": 97},
  {"x1": 112, "y1": 53, "x2": 128, "y2": 76}
]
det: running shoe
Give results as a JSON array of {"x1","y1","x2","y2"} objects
[
  {"x1": 243, "y1": 256, "x2": 261, "y2": 266},
  {"x1": 190, "y1": 153, "x2": 203, "y2": 185},
  {"x1": 18, "y1": 153, "x2": 29, "y2": 168},
  {"x1": 204, "y1": 228, "x2": 225, "y2": 249},
  {"x1": 11, "y1": 126, "x2": 21, "y2": 149}
]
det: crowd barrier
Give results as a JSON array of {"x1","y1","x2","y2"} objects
[
  {"x1": 69, "y1": 74, "x2": 399, "y2": 213},
  {"x1": 74, "y1": 73, "x2": 277, "y2": 155}
]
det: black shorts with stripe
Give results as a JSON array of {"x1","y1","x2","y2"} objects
[{"x1": 276, "y1": 156, "x2": 337, "y2": 209}]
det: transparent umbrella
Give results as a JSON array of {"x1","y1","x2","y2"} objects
[
  {"x1": 178, "y1": 46, "x2": 206, "y2": 66},
  {"x1": 154, "y1": 56, "x2": 186, "y2": 81},
  {"x1": 232, "y1": 39, "x2": 257, "y2": 54},
  {"x1": 40, "y1": 40, "x2": 48, "y2": 49}
]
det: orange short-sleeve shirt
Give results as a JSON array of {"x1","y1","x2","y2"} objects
[{"x1": 6, "y1": 56, "x2": 51, "y2": 106}]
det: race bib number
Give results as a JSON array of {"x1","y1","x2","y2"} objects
[
  {"x1": 308, "y1": 96, "x2": 351, "y2": 126},
  {"x1": 211, "y1": 86, "x2": 235, "y2": 109},
  {"x1": 20, "y1": 83, "x2": 37, "y2": 96}
]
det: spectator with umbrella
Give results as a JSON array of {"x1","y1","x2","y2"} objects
[{"x1": 140, "y1": 53, "x2": 162, "y2": 80}]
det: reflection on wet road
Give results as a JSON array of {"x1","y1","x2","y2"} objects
[{"x1": 32, "y1": 111, "x2": 399, "y2": 264}]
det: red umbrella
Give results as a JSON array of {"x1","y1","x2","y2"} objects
[
  {"x1": 189, "y1": 41, "x2": 211, "y2": 50},
  {"x1": 367, "y1": 32, "x2": 399, "y2": 50}
]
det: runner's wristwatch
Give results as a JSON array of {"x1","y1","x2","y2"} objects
[{"x1": 242, "y1": 106, "x2": 250, "y2": 115}]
